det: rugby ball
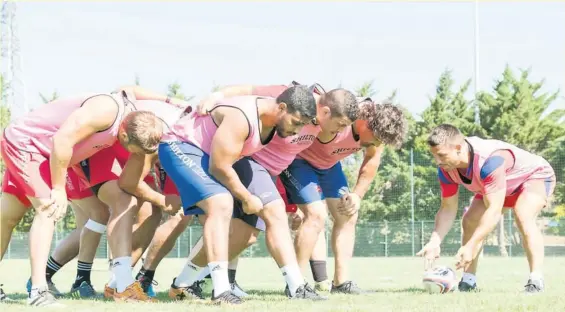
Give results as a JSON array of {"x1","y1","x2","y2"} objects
[{"x1": 422, "y1": 266, "x2": 457, "y2": 294}]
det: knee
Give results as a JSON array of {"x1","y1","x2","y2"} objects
[
  {"x1": 302, "y1": 203, "x2": 327, "y2": 230},
  {"x1": 90, "y1": 207, "x2": 110, "y2": 224},
  {"x1": 462, "y1": 214, "x2": 479, "y2": 233},
  {"x1": 261, "y1": 200, "x2": 288, "y2": 226}
]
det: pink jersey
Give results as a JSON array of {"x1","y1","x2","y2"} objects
[
  {"x1": 298, "y1": 125, "x2": 362, "y2": 170},
  {"x1": 252, "y1": 124, "x2": 322, "y2": 176},
  {"x1": 439, "y1": 136, "x2": 554, "y2": 196},
  {"x1": 167, "y1": 96, "x2": 267, "y2": 156},
  {"x1": 3, "y1": 92, "x2": 134, "y2": 165},
  {"x1": 135, "y1": 100, "x2": 185, "y2": 131}
]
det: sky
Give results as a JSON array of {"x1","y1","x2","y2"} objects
[{"x1": 3, "y1": 1, "x2": 565, "y2": 119}]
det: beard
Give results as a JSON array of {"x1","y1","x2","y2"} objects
[{"x1": 276, "y1": 126, "x2": 290, "y2": 138}]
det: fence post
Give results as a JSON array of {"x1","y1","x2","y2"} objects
[
  {"x1": 420, "y1": 220, "x2": 425, "y2": 249},
  {"x1": 508, "y1": 210, "x2": 513, "y2": 257},
  {"x1": 176, "y1": 236, "x2": 180, "y2": 258},
  {"x1": 410, "y1": 149, "x2": 415, "y2": 256},
  {"x1": 7, "y1": 241, "x2": 11, "y2": 259},
  {"x1": 189, "y1": 227, "x2": 193, "y2": 253}
]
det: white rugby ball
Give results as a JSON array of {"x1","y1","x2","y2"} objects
[{"x1": 422, "y1": 266, "x2": 457, "y2": 294}]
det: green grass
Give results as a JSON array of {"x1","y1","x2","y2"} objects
[{"x1": 2, "y1": 256, "x2": 565, "y2": 311}]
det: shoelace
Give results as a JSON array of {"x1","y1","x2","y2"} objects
[{"x1": 524, "y1": 282, "x2": 540, "y2": 292}]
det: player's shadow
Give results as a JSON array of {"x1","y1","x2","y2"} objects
[{"x1": 369, "y1": 287, "x2": 428, "y2": 294}]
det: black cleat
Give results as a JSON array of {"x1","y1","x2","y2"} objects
[
  {"x1": 211, "y1": 290, "x2": 243, "y2": 305},
  {"x1": 524, "y1": 279, "x2": 544, "y2": 293},
  {"x1": 168, "y1": 279, "x2": 205, "y2": 300},
  {"x1": 285, "y1": 283, "x2": 328, "y2": 300},
  {"x1": 331, "y1": 281, "x2": 364, "y2": 295},
  {"x1": 458, "y1": 281, "x2": 478, "y2": 292},
  {"x1": 0, "y1": 284, "x2": 11, "y2": 302}
]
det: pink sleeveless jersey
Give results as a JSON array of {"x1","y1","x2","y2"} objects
[
  {"x1": 440, "y1": 136, "x2": 554, "y2": 196},
  {"x1": 252, "y1": 124, "x2": 322, "y2": 176},
  {"x1": 298, "y1": 125, "x2": 362, "y2": 170},
  {"x1": 166, "y1": 96, "x2": 266, "y2": 156},
  {"x1": 3, "y1": 92, "x2": 134, "y2": 165}
]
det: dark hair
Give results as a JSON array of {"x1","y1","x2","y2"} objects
[
  {"x1": 427, "y1": 124, "x2": 463, "y2": 147},
  {"x1": 360, "y1": 101, "x2": 408, "y2": 149},
  {"x1": 276, "y1": 85, "x2": 317, "y2": 119},
  {"x1": 320, "y1": 88, "x2": 359, "y2": 122}
]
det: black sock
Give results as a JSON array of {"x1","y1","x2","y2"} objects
[
  {"x1": 46, "y1": 256, "x2": 62, "y2": 281},
  {"x1": 228, "y1": 269, "x2": 237, "y2": 284},
  {"x1": 72, "y1": 261, "x2": 92, "y2": 288},
  {"x1": 310, "y1": 260, "x2": 328, "y2": 283},
  {"x1": 204, "y1": 274, "x2": 211, "y2": 279},
  {"x1": 137, "y1": 268, "x2": 155, "y2": 281}
]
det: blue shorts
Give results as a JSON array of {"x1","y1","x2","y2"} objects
[
  {"x1": 158, "y1": 141, "x2": 229, "y2": 215},
  {"x1": 280, "y1": 158, "x2": 349, "y2": 205},
  {"x1": 231, "y1": 157, "x2": 280, "y2": 231}
]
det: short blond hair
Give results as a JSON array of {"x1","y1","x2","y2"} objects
[{"x1": 122, "y1": 111, "x2": 163, "y2": 153}]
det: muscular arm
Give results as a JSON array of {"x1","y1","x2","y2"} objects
[
  {"x1": 197, "y1": 84, "x2": 288, "y2": 113},
  {"x1": 429, "y1": 168, "x2": 460, "y2": 244},
  {"x1": 208, "y1": 110, "x2": 253, "y2": 202},
  {"x1": 116, "y1": 85, "x2": 190, "y2": 109},
  {"x1": 118, "y1": 152, "x2": 165, "y2": 207},
  {"x1": 465, "y1": 151, "x2": 512, "y2": 248},
  {"x1": 50, "y1": 96, "x2": 118, "y2": 190},
  {"x1": 352, "y1": 144, "x2": 384, "y2": 198}
]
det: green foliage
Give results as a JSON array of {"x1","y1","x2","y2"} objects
[{"x1": 167, "y1": 82, "x2": 194, "y2": 102}]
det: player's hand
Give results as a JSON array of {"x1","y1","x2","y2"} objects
[
  {"x1": 195, "y1": 92, "x2": 222, "y2": 116},
  {"x1": 337, "y1": 192, "x2": 361, "y2": 216},
  {"x1": 416, "y1": 240, "x2": 441, "y2": 270},
  {"x1": 455, "y1": 244, "x2": 474, "y2": 270},
  {"x1": 242, "y1": 195, "x2": 263, "y2": 215},
  {"x1": 161, "y1": 195, "x2": 181, "y2": 215},
  {"x1": 43, "y1": 188, "x2": 68, "y2": 222},
  {"x1": 289, "y1": 212, "x2": 303, "y2": 230}
]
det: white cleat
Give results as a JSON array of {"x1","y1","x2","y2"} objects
[{"x1": 230, "y1": 281, "x2": 249, "y2": 298}]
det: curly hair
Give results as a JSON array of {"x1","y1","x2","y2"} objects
[{"x1": 359, "y1": 101, "x2": 408, "y2": 149}]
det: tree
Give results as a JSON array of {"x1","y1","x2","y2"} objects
[
  {"x1": 0, "y1": 75, "x2": 10, "y2": 179},
  {"x1": 39, "y1": 91, "x2": 59, "y2": 104},
  {"x1": 167, "y1": 82, "x2": 194, "y2": 102}
]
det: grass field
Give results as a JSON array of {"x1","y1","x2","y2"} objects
[{"x1": 2, "y1": 256, "x2": 565, "y2": 311}]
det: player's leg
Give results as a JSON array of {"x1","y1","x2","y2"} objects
[
  {"x1": 310, "y1": 229, "x2": 330, "y2": 291},
  {"x1": 512, "y1": 177, "x2": 555, "y2": 293},
  {"x1": 131, "y1": 201, "x2": 162, "y2": 267},
  {"x1": 457, "y1": 195, "x2": 490, "y2": 291},
  {"x1": 322, "y1": 162, "x2": 362, "y2": 294},
  {"x1": 158, "y1": 141, "x2": 240, "y2": 304},
  {"x1": 280, "y1": 160, "x2": 327, "y2": 275}
]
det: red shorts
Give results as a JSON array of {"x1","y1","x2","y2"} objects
[
  {"x1": 1, "y1": 137, "x2": 93, "y2": 207},
  {"x1": 474, "y1": 176, "x2": 556, "y2": 208},
  {"x1": 74, "y1": 142, "x2": 155, "y2": 192},
  {"x1": 276, "y1": 177, "x2": 297, "y2": 213}
]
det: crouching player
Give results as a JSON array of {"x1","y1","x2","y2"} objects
[{"x1": 417, "y1": 124, "x2": 556, "y2": 293}]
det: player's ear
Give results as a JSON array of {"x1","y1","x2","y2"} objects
[{"x1": 278, "y1": 102, "x2": 288, "y2": 114}]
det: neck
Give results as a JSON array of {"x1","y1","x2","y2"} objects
[
  {"x1": 256, "y1": 98, "x2": 278, "y2": 127},
  {"x1": 457, "y1": 142, "x2": 471, "y2": 169}
]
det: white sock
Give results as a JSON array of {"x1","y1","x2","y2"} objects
[
  {"x1": 529, "y1": 271, "x2": 543, "y2": 282},
  {"x1": 112, "y1": 256, "x2": 135, "y2": 293},
  {"x1": 196, "y1": 266, "x2": 210, "y2": 281},
  {"x1": 108, "y1": 273, "x2": 117, "y2": 289},
  {"x1": 462, "y1": 272, "x2": 476, "y2": 285},
  {"x1": 228, "y1": 257, "x2": 239, "y2": 270},
  {"x1": 174, "y1": 259, "x2": 202, "y2": 287},
  {"x1": 281, "y1": 264, "x2": 304, "y2": 296},
  {"x1": 208, "y1": 261, "x2": 230, "y2": 296}
]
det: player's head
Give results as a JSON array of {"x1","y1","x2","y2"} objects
[
  {"x1": 427, "y1": 124, "x2": 467, "y2": 170},
  {"x1": 316, "y1": 88, "x2": 359, "y2": 135},
  {"x1": 356, "y1": 101, "x2": 407, "y2": 148},
  {"x1": 274, "y1": 85, "x2": 317, "y2": 138},
  {"x1": 118, "y1": 111, "x2": 163, "y2": 154}
]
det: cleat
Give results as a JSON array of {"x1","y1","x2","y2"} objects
[
  {"x1": 70, "y1": 281, "x2": 99, "y2": 299},
  {"x1": 285, "y1": 283, "x2": 328, "y2": 300},
  {"x1": 113, "y1": 281, "x2": 157, "y2": 302},
  {"x1": 103, "y1": 284, "x2": 115, "y2": 299},
  {"x1": 211, "y1": 290, "x2": 242, "y2": 305},
  {"x1": 168, "y1": 278, "x2": 204, "y2": 300},
  {"x1": 0, "y1": 284, "x2": 13, "y2": 302},
  {"x1": 136, "y1": 274, "x2": 158, "y2": 297},
  {"x1": 28, "y1": 287, "x2": 64, "y2": 307},
  {"x1": 458, "y1": 280, "x2": 478, "y2": 292},
  {"x1": 26, "y1": 278, "x2": 62, "y2": 298},
  {"x1": 524, "y1": 279, "x2": 543, "y2": 293},
  {"x1": 230, "y1": 280, "x2": 248, "y2": 298},
  {"x1": 314, "y1": 280, "x2": 331, "y2": 292},
  {"x1": 330, "y1": 280, "x2": 364, "y2": 295}
]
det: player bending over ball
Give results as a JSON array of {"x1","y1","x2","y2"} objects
[{"x1": 417, "y1": 124, "x2": 555, "y2": 293}]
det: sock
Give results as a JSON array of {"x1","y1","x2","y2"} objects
[
  {"x1": 228, "y1": 257, "x2": 238, "y2": 270},
  {"x1": 174, "y1": 260, "x2": 202, "y2": 287},
  {"x1": 72, "y1": 261, "x2": 93, "y2": 288},
  {"x1": 46, "y1": 256, "x2": 62, "y2": 281},
  {"x1": 529, "y1": 271, "x2": 543, "y2": 283},
  {"x1": 197, "y1": 266, "x2": 211, "y2": 281},
  {"x1": 112, "y1": 256, "x2": 135, "y2": 293},
  {"x1": 228, "y1": 269, "x2": 236, "y2": 284},
  {"x1": 309, "y1": 260, "x2": 328, "y2": 283},
  {"x1": 137, "y1": 268, "x2": 155, "y2": 282},
  {"x1": 462, "y1": 272, "x2": 477, "y2": 285},
  {"x1": 281, "y1": 264, "x2": 304, "y2": 296},
  {"x1": 208, "y1": 261, "x2": 230, "y2": 296}
]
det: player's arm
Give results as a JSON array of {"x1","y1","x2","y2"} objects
[
  {"x1": 50, "y1": 96, "x2": 119, "y2": 191},
  {"x1": 118, "y1": 152, "x2": 165, "y2": 207},
  {"x1": 208, "y1": 111, "x2": 254, "y2": 202},
  {"x1": 351, "y1": 144, "x2": 384, "y2": 199},
  {"x1": 465, "y1": 151, "x2": 512, "y2": 248},
  {"x1": 196, "y1": 84, "x2": 288, "y2": 114},
  {"x1": 115, "y1": 85, "x2": 190, "y2": 109},
  {"x1": 429, "y1": 169, "x2": 460, "y2": 245}
]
